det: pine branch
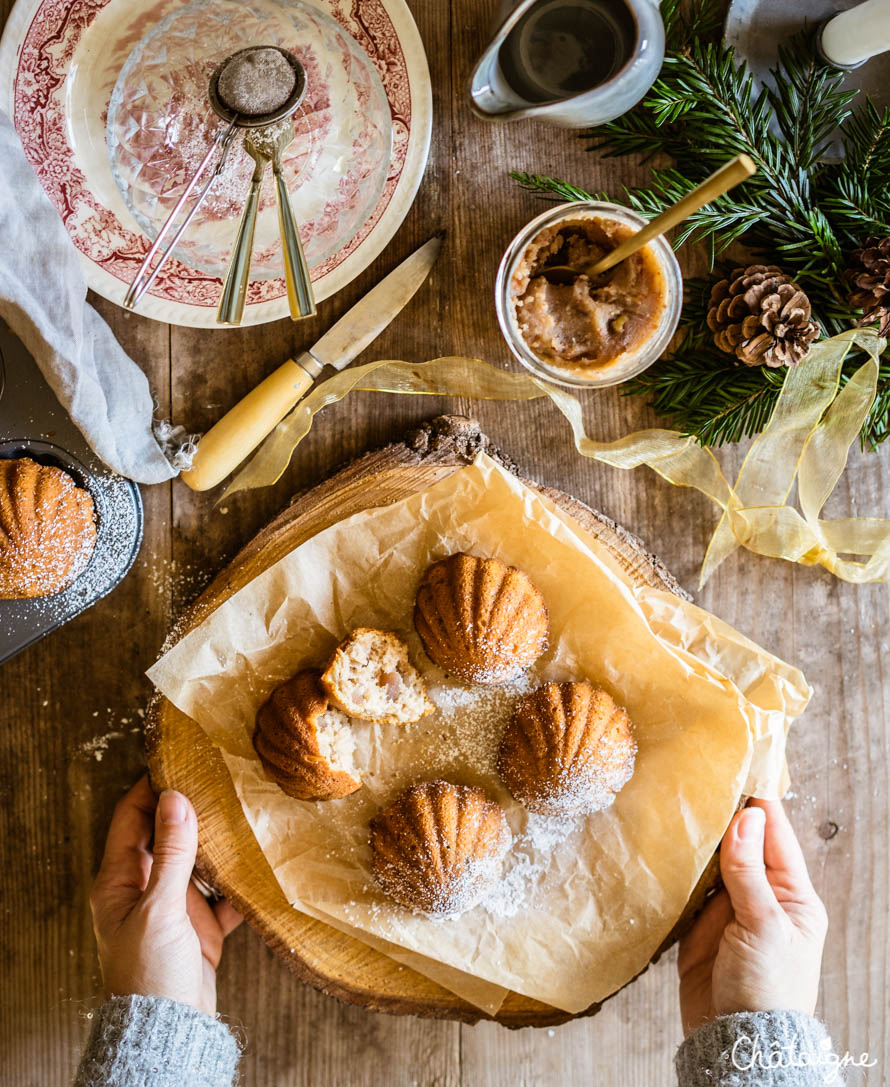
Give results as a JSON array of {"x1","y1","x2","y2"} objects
[
  {"x1": 622, "y1": 338, "x2": 787, "y2": 446},
  {"x1": 510, "y1": 2, "x2": 890, "y2": 449},
  {"x1": 837, "y1": 98, "x2": 890, "y2": 179},
  {"x1": 661, "y1": 0, "x2": 724, "y2": 59},
  {"x1": 618, "y1": 169, "x2": 772, "y2": 262},
  {"x1": 683, "y1": 0, "x2": 724, "y2": 42},
  {"x1": 589, "y1": 31, "x2": 853, "y2": 287},
  {"x1": 585, "y1": 109, "x2": 677, "y2": 161},
  {"x1": 818, "y1": 100, "x2": 890, "y2": 244},
  {"x1": 509, "y1": 172, "x2": 597, "y2": 203},
  {"x1": 820, "y1": 175, "x2": 890, "y2": 243},
  {"x1": 768, "y1": 36, "x2": 855, "y2": 168},
  {"x1": 865, "y1": 370, "x2": 890, "y2": 447}
]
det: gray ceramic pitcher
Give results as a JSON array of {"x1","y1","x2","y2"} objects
[{"x1": 469, "y1": 0, "x2": 665, "y2": 127}]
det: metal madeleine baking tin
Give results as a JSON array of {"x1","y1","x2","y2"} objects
[{"x1": 0, "y1": 328, "x2": 143, "y2": 664}]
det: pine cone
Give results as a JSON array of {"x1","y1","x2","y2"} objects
[
  {"x1": 847, "y1": 237, "x2": 890, "y2": 337},
  {"x1": 707, "y1": 265, "x2": 819, "y2": 367}
]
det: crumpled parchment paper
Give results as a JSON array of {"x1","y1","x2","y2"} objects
[{"x1": 148, "y1": 455, "x2": 811, "y2": 1014}]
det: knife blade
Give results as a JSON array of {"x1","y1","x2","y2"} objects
[
  {"x1": 181, "y1": 234, "x2": 443, "y2": 491},
  {"x1": 302, "y1": 232, "x2": 443, "y2": 375}
]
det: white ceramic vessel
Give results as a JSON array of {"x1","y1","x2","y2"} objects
[{"x1": 469, "y1": 0, "x2": 665, "y2": 128}]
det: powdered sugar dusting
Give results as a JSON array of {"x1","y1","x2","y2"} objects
[
  {"x1": 259, "y1": 662, "x2": 594, "y2": 922},
  {"x1": 383, "y1": 841, "x2": 512, "y2": 923},
  {"x1": 370, "y1": 781, "x2": 513, "y2": 920},
  {"x1": 428, "y1": 673, "x2": 533, "y2": 778},
  {"x1": 0, "y1": 458, "x2": 97, "y2": 598},
  {"x1": 1, "y1": 460, "x2": 141, "y2": 634},
  {"x1": 481, "y1": 812, "x2": 581, "y2": 919},
  {"x1": 358, "y1": 671, "x2": 589, "y2": 922},
  {"x1": 76, "y1": 730, "x2": 125, "y2": 763},
  {"x1": 420, "y1": 850, "x2": 510, "y2": 922}
]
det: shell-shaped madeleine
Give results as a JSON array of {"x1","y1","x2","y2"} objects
[
  {"x1": 0, "y1": 457, "x2": 97, "y2": 599},
  {"x1": 413, "y1": 553, "x2": 549, "y2": 685},
  {"x1": 498, "y1": 682, "x2": 636, "y2": 816},
  {"x1": 253, "y1": 669, "x2": 362, "y2": 802},
  {"x1": 370, "y1": 780, "x2": 511, "y2": 916}
]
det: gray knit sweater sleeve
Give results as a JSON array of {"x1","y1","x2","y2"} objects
[
  {"x1": 676, "y1": 1010, "x2": 842, "y2": 1086},
  {"x1": 74, "y1": 995, "x2": 240, "y2": 1087}
]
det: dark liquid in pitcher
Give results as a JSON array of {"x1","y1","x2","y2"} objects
[{"x1": 498, "y1": 0, "x2": 637, "y2": 103}]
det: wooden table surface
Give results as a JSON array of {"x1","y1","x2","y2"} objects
[{"x1": 2, "y1": 1, "x2": 888, "y2": 1084}]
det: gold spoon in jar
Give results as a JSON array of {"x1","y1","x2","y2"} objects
[{"x1": 539, "y1": 154, "x2": 757, "y2": 286}]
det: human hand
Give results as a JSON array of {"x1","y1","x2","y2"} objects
[
  {"x1": 677, "y1": 798, "x2": 828, "y2": 1037},
  {"x1": 89, "y1": 775, "x2": 242, "y2": 1015}
]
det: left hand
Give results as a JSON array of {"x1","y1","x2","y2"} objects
[{"x1": 89, "y1": 775, "x2": 242, "y2": 1015}]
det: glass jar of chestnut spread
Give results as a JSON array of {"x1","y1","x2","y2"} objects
[{"x1": 496, "y1": 202, "x2": 683, "y2": 388}]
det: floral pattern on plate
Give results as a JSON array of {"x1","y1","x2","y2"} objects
[{"x1": 1, "y1": 0, "x2": 431, "y2": 325}]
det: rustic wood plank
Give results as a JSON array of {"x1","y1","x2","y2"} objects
[
  {"x1": 0, "y1": 294, "x2": 172, "y2": 1086},
  {"x1": 217, "y1": 927, "x2": 460, "y2": 1087}
]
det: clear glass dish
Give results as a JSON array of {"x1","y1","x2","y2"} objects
[
  {"x1": 495, "y1": 201, "x2": 683, "y2": 389},
  {"x1": 106, "y1": 0, "x2": 393, "y2": 282}
]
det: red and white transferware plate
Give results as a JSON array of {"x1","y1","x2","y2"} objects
[{"x1": 0, "y1": 0, "x2": 432, "y2": 327}]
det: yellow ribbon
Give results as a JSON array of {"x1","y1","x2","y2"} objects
[{"x1": 223, "y1": 329, "x2": 889, "y2": 587}]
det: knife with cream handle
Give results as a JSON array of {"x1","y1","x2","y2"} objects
[{"x1": 181, "y1": 234, "x2": 443, "y2": 491}]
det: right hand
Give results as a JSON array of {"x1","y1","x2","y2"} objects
[{"x1": 677, "y1": 798, "x2": 829, "y2": 1037}]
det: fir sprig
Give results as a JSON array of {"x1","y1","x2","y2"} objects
[
  {"x1": 511, "y1": 0, "x2": 890, "y2": 447},
  {"x1": 625, "y1": 339, "x2": 787, "y2": 447},
  {"x1": 818, "y1": 100, "x2": 890, "y2": 242},
  {"x1": 624, "y1": 273, "x2": 786, "y2": 446}
]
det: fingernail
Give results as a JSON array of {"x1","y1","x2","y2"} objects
[
  {"x1": 159, "y1": 790, "x2": 188, "y2": 825},
  {"x1": 738, "y1": 807, "x2": 765, "y2": 841}
]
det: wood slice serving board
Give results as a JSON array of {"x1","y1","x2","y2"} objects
[{"x1": 147, "y1": 415, "x2": 719, "y2": 1028}]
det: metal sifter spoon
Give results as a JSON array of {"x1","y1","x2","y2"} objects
[
  {"x1": 124, "y1": 46, "x2": 315, "y2": 324},
  {"x1": 270, "y1": 125, "x2": 316, "y2": 321}
]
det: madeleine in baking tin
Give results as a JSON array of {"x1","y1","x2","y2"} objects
[{"x1": 0, "y1": 456, "x2": 96, "y2": 599}]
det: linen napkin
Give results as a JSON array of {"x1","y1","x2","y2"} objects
[{"x1": 0, "y1": 110, "x2": 194, "y2": 484}]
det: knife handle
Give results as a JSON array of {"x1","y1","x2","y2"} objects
[{"x1": 181, "y1": 353, "x2": 321, "y2": 492}]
